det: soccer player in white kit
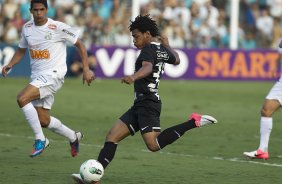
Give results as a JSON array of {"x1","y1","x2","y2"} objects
[
  {"x1": 243, "y1": 39, "x2": 282, "y2": 160},
  {"x1": 1, "y1": 0, "x2": 95, "y2": 157}
]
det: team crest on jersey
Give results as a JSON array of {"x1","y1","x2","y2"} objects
[
  {"x1": 48, "y1": 24, "x2": 57, "y2": 30},
  {"x1": 45, "y1": 31, "x2": 52, "y2": 40}
]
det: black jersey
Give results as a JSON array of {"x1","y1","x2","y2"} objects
[{"x1": 134, "y1": 42, "x2": 176, "y2": 103}]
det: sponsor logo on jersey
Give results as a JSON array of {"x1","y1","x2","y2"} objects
[
  {"x1": 157, "y1": 52, "x2": 169, "y2": 59},
  {"x1": 30, "y1": 49, "x2": 50, "y2": 59},
  {"x1": 62, "y1": 29, "x2": 76, "y2": 38},
  {"x1": 48, "y1": 24, "x2": 57, "y2": 30},
  {"x1": 156, "y1": 51, "x2": 169, "y2": 60}
]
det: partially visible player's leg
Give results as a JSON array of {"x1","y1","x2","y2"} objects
[
  {"x1": 17, "y1": 84, "x2": 45, "y2": 140},
  {"x1": 244, "y1": 99, "x2": 280, "y2": 160},
  {"x1": 142, "y1": 113, "x2": 217, "y2": 151},
  {"x1": 17, "y1": 84, "x2": 48, "y2": 157},
  {"x1": 243, "y1": 81, "x2": 282, "y2": 160},
  {"x1": 32, "y1": 74, "x2": 82, "y2": 156},
  {"x1": 36, "y1": 107, "x2": 83, "y2": 157},
  {"x1": 46, "y1": 116, "x2": 77, "y2": 142},
  {"x1": 97, "y1": 119, "x2": 131, "y2": 169},
  {"x1": 259, "y1": 99, "x2": 279, "y2": 152}
]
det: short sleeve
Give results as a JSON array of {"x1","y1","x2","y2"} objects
[
  {"x1": 163, "y1": 46, "x2": 176, "y2": 64},
  {"x1": 18, "y1": 30, "x2": 28, "y2": 48},
  {"x1": 58, "y1": 22, "x2": 80, "y2": 44},
  {"x1": 138, "y1": 45, "x2": 154, "y2": 64}
]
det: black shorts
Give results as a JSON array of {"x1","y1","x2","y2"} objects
[{"x1": 120, "y1": 100, "x2": 161, "y2": 135}]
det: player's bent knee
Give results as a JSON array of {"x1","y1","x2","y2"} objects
[
  {"x1": 105, "y1": 132, "x2": 120, "y2": 143},
  {"x1": 39, "y1": 117, "x2": 50, "y2": 128},
  {"x1": 40, "y1": 121, "x2": 49, "y2": 128},
  {"x1": 17, "y1": 95, "x2": 28, "y2": 107},
  {"x1": 261, "y1": 108, "x2": 273, "y2": 117},
  {"x1": 146, "y1": 143, "x2": 159, "y2": 152}
]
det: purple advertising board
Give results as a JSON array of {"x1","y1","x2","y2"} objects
[
  {"x1": 1, "y1": 43, "x2": 280, "y2": 81},
  {"x1": 91, "y1": 46, "x2": 281, "y2": 81}
]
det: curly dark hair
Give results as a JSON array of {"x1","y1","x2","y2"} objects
[
  {"x1": 128, "y1": 14, "x2": 160, "y2": 37},
  {"x1": 30, "y1": 0, "x2": 48, "y2": 9}
]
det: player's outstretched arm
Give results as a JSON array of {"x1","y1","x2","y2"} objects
[
  {"x1": 2, "y1": 48, "x2": 26, "y2": 77},
  {"x1": 74, "y1": 39, "x2": 95, "y2": 86},
  {"x1": 121, "y1": 61, "x2": 153, "y2": 85}
]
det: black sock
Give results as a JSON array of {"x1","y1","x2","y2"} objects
[
  {"x1": 157, "y1": 119, "x2": 196, "y2": 149},
  {"x1": 97, "y1": 142, "x2": 117, "y2": 169}
]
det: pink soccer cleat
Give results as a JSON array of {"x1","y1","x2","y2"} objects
[
  {"x1": 243, "y1": 149, "x2": 269, "y2": 160},
  {"x1": 189, "y1": 113, "x2": 217, "y2": 127}
]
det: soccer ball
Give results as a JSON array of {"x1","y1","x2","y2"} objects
[{"x1": 79, "y1": 159, "x2": 104, "y2": 183}]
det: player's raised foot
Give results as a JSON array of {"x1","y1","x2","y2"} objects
[
  {"x1": 70, "y1": 132, "x2": 84, "y2": 157},
  {"x1": 243, "y1": 149, "x2": 269, "y2": 160},
  {"x1": 71, "y1": 174, "x2": 99, "y2": 184},
  {"x1": 30, "y1": 138, "x2": 49, "y2": 157},
  {"x1": 189, "y1": 113, "x2": 217, "y2": 127}
]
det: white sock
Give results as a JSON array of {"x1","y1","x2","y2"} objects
[
  {"x1": 48, "y1": 116, "x2": 76, "y2": 142},
  {"x1": 21, "y1": 103, "x2": 45, "y2": 140},
  {"x1": 258, "y1": 117, "x2": 273, "y2": 152}
]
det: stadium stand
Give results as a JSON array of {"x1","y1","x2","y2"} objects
[{"x1": 0, "y1": 0, "x2": 281, "y2": 49}]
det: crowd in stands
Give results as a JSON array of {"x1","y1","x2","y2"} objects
[{"x1": 0, "y1": 0, "x2": 281, "y2": 50}]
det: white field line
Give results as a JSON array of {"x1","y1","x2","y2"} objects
[{"x1": 1, "y1": 133, "x2": 282, "y2": 168}]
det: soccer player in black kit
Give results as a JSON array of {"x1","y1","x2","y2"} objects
[{"x1": 72, "y1": 14, "x2": 218, "y2": 184}]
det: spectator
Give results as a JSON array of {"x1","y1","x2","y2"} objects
[
  {"x1": 20, "y1": 1, "x2": 31, "y2": 21},
  {"x1": 93, "y1": 0, "x2": 113, "y2": 21},
  {"x1": 114, "y1": 23, "x2": 131, "y2": 47},
  {"x1": 2, "y1": 0, "x2": 18, "y2": 20},
  {"x1": 199, "y1": 0, "x2": 219, "y2": 30},
  {"x1": 2, "y1": 21, "x2": 19, "y2": 44},
  {"x1": 240, "y1": 31, "x2": 257, "y2": 49},
  {"x1": 70, "y1": 50, "x2": 97, "y2": 77},
  {"x1": 271, "y1": 17, "x2": 282, "y2": 49},
  {"x1": 215, "y1": 16, "x2": 229, "y2": 48},
  {"x1": 163, "y1": 19, "x2": 185, "y2": 48},
  {"x1": 11, "y1": 11, "x2": 25, "y2": 34},
  {"x1": 256, "y1": 8, "x2": 273, "y2": 48},
  {"x1": 266, "y1": 0, "x2": 282, "y2": 18},
  {"x1": 46, "y1": 0, "x2": 56, "y2": 19}
]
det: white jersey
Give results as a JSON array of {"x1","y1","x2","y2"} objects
[{"x1": 19, "y1": 18, "x2": 80, "y2": 79}]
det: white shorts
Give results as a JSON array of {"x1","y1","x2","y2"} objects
[
  {"x1": 30, "y1": 73, "x2": 64, "y2": 109},
  {"x1": 266, "y1": 81, "x2": 282, "y2": 105}
]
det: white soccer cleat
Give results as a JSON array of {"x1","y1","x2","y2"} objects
[
  {"x1": 72, "y1": 173, "x2": 85, "y2": 184},
  {"x1": 243, "y1": 149, "x2": 269, "y2": 160},
  {"x1": 71, "y1": 173, "x2": 99, "y2": 184},
  {"x1": 189, "y1": 113, "x2": 217, "y2": 127}
]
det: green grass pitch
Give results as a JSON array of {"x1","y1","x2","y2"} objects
[{"x1": 1, "y1": 78, "x2": 282, "y2": 184}]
